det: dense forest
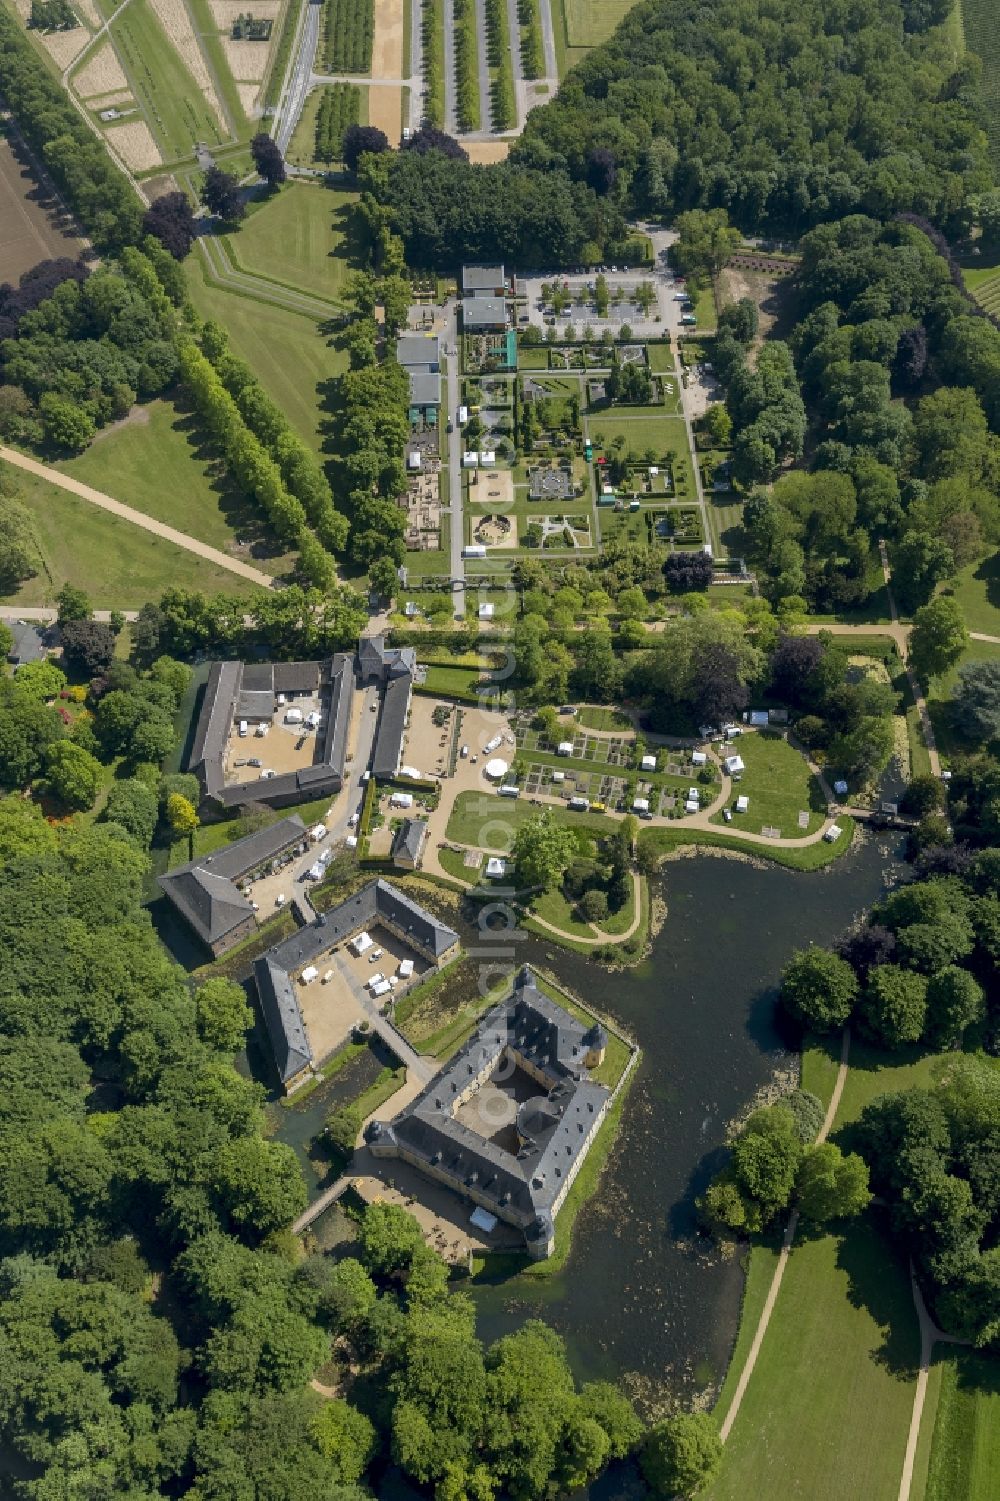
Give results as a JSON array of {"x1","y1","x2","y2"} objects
[{"x1": 511, "y1": 0, "x2": 990, "y2": 236}]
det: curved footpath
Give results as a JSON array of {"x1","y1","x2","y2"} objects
[{"x1": 0, "y1": 446, "x2": 274, "y2": 588}]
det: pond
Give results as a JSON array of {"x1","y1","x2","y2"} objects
[{"x1": 462, "y1": 833, "x2": 902, "y2": 1409}]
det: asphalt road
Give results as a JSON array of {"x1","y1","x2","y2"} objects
[{"x1": 275, "y1": 0, "x2": 323, "y2": 155}]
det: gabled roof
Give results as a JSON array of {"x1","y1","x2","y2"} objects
[
  {"x1": 392, "y1": 818, "x2": 427, "y2": 864},
  {"x1": 255, "y1": 955, "x2": 313, "y2": 1083},
  {"x1": 372, "y1": 671, "x2": 411, "y2": 781},
  {"x1": 157, "y1": 815, "x2": 306, "y2": 948},
  {"x1": 368, "y1": 968, "x2": 610, "y2": 1229}
]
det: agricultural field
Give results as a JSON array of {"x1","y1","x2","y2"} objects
[
  {"x1": 0, "y1": 129, "x2": 87, "y2": 283},
  {"x1": 965, "y1": 261, "x2": 1000, "y2": 317},
  {"x1": 962, "y1": 0, "x2": 1000, "y2": 172},
  {"x1": 222, "y1": 182, "x2": 368, "y2": 306},
  {"x1": 186, "y1": 254, "x2": 348, "y2": 452},
  {"x1": 2, "y1": 466, "x2": 261, "y2": 609}
]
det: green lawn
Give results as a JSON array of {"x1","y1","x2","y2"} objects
[
  {"x1": 646, "y1": 341, "x2": 676, "y2": 373},
  {"x1": 710, "y1": 730, "x2": 827, "y2": 836},
  {"x1": 445, "y1": 789, "x2": 609, "y2": 845},
  {"x1": 705, "y1": 1219, "x2": 920, "y2": 1501},
  {"x1": 226, "y1": 182, "x2": 367, "y2": 306},
  {"x1": 925, "y1": 1349, "x2": 1000, "y2": 1501},
  {"x1": 2, "y1": 468, "x2": 260, "y2": 609},
  {"x1": 186, "y1": 255, "x2": 346, "y2": 452},
  {"x1": 563, "y1": 0, "x2": 636, "y2": 45},
  {"x1": 576, "y1": 705, "x2": 632, "y2": 730},
  {"x1": 107, "y1": 0, "x2": 229, "y2": 158},
  {"x1": 588, "y1": 413, "x2": 695, "y2": 495},
  {"x1": 57, "y1": 400, "x2": 291, "y2": 566},
  {"x1": 940, "y1": 551, "x2": 1000, "y2": 638},
  {"x1": 638, "y1": 819, "x2": 855, "y2": 872}
]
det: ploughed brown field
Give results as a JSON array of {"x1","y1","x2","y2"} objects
[{"x1": 0, "y1": 129, "x2": 88, "y2": 282}]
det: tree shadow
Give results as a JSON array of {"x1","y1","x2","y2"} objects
[
  {"x1": 971, "y1": 548, "x2": 1000, "y2": 617},
  {"x1": 834, "y1": 1213, "x2": 922, "y2": 1380},
  {"x1": 331, "y1": 197, "x2": 369, "y2": 273}
]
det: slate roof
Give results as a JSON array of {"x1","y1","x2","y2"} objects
[
  {"x1": 7, "y1": 622, "x2": 48, "y2": 665},
  {"x1": 358, "y1": 635, "x2": 416, "y2": 681},
  {"x1": 252, "y1": 881, "x2": 459, "y2": 1085},
  {"x1": 367, "y1": 968, "x2": 610, "y2": 1233},
  {"x1": 392, "y1": 818, "x2": 427, "y2": 865},
  {"x1": 373, "y1": 671, "x2": 412, "y2": 781},
  {"x1": 187, "y1": 656, "x2": 351, "y2": 807},
  {"x1": 158, "y1": 814, "x2": 306, "y2": 948}
]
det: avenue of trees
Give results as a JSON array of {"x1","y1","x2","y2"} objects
[{"x1": 510, "y1": 0, "x2": 989, "y2": 238}]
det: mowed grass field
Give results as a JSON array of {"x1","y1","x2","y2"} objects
[
  {"x1": 186, "y1": 257, "x2": 347, "y2": 452},
  {"x1": 2, "y1": 468, "x2": 260, "y2": 608},
  {"x1": 704, "y1": 1220, "x2": 920, "y2": 1501},
  {"x1": 940, "y1": 550, "x2": 1000, "y2": 637},
  {"x1": 227, "y1": 183, "x2": 368, "y2": 305},
  {"x1": 710, "y1": 730, "x2": 827, "y2": 836},
  {"x1": 108, "y1": 0, "x2": 228, "y2": 157},
  {"x1": 554, "y1": 0, "x2": 638, "y2": 74},
  {"x1": 57, "y1": 400, "x2": 294, "y2": 569},
  {"x1": 925, "y1": 1349, "x2": 1000, "y2": 1501}
]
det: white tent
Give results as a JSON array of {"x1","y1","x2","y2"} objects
[
  {"x1": 641, "y1": 754, "x2": 656, "y2": 771},
  {"x1": 306, "y1": 862, "x2": 324, "y2": 881},
  {"x1": 724, "y1": 755, "x2": 745, "y2": 776},
  {"x1": 371, "y1": 979, "x2": 391, "y2": 998},
  {"x1": 485, "y1": 758, "x2": 508, "y2": 780},
  {"x1": 300, "y1": 965, "x2": 319, "y2": 984},
  {"x1": 398, "y1": 958, "x2": 415, "y2": 978},
  {"x1": 633, "y1": 797, "x2": 650, "y2": 814},
  {"x1": 390, "y1": 791, "x2": 414, "y2": 808},
  {"x1": 551, "y1": 770, "x2": 566, "y2": 783},
  {"x1": 350, "y1": 930, "x2": 373, "y2": 956},
  {"x1": 684, "y1": 798, "x2": 699, "y2": 813},
  {"x1": 399, "y1": 765, "x2": 421, "y2": 779},
  {"x1": 824, "y1": 823, "x2": 842, "y2": 843},
  {"x1": 486, "y1": 856, "x2": 508, "y2": 877},
  {"x1": 735, "y1": 795, "x2": 749, "y2": 813},
  {"x1": 484, "y1": 733, "x2": 503, "y2": 753},
  {"x1": 692, "y1": 750, "x2": 707, "y2": 766},
  {"x1": 688, "y1": 786, "x2": 700, "y2": 800},
  {"x1": 345, "y1": 835, "x2": 358, "y2": 849},
  {"x1": 557, "y1": 741, "x2": 574, "y2": 756},
  {"x1": 310, "y1": 823, "x2": 327, "y2": 842}
]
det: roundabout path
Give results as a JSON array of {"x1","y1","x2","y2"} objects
[{"x1": 0, "y1": 446, "x2": 274, "y2": 588}]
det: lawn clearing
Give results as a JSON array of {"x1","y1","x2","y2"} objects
[
  {"x1": 226, "y1": 182, "x2": 367, "y2": 305},
  {"x1": 445, "y1": 788, "x2": 608, "y2": 845},
  {"x1": 186, "y1": 255, "x2": 344, "y2": 451},
  {"x1": 57, "y1": 399, "x2": 292, "y2": 565},
  {"x1": 645, "y1": 341, "x2": 676, "y2": 373},
  {"x1": 576, "y1": 705, "x2": 632, "y2": 730},
  {"x1": 710, "y1": 730, "x2": 827, "y2": 837},
  {"x1": 639, "y1": 819, "x2": 854, "y2": 872},
  {"x1": 563, "y1": 0, "x2": 636, "y2": 48},
  {"x1": 940, "y1": 551, "x2": 1000, "y2": 638},
  {"x1": 705, "y1": 1218, "x2": 920, "y2": 1501},
  {"x1": 4, "y1": 467, "x2": 260, "y2": 608}
]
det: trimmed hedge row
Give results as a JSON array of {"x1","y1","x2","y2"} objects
[
  {"x1": 314, "y1": 83, "x2": 361, "y2": 162},
  {"x1": 453, "y1": 0, "x2": 480, "y2": 131},
  {"x1": 517, "y1": 0, "x2": 543, "y2": 80},
  {"x1": 323, "y1": 0, "x2": 374, "y2": 73},
  {"x1": 485, "y1": 0, "x2": 515, "y2": 131},
  {"x1": 421, "y1": 0, "x2": 444, "y2": 126}
]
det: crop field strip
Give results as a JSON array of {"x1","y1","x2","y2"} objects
[
  {"x1": 185, "y1": 0, "x2": 254, "y2": 140},
  {"x1": 971, "y1": 269, "x2": 1000, "y2": 317},
  {"x1": 323, "y1": 0, "x2": 374, "y2": 73},
  {"x1": 421, "y1": 0, "x2": 444, "y2": 123},
  {"x1": 108, "y1": 0, "x2": 228, "y2": 157},
  {"x1": 962, "y1": 0, "x2": 1000, "y2": 172}
]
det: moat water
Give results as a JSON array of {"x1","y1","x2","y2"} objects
[{"x1": 462, "y1": 833, "x2": 901, "y2": 1408}]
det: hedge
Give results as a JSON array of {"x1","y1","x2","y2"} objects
[{"x1": 421, "y1": 0, "x2": 444, "y2": 126}]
